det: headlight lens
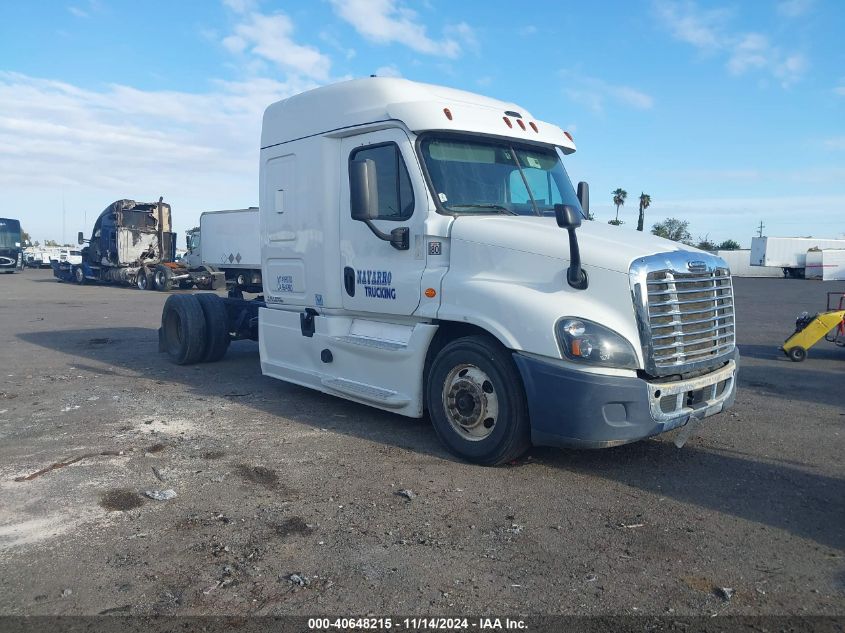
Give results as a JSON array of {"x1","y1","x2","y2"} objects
[{"x1": 555, "y1": 317, "x2": 639, "y2": 369}]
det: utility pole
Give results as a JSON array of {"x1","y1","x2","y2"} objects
[
  {"x1": 62, "y1": 191, "x2": 66, "y2": 245},
  {"x1": 757, "y1": 220, "x2": 765, "y2": 237}
]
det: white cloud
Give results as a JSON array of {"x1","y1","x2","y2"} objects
[
  {"x1": 777, "y1": 0, "x2": 814, "y2": 17},
  {"x1": 832, "y1": 83, "x2": 845, "y2": 96},
  {"x1": 561, "y1": 71, "x2": 654, "y2": 113},
  {"x1": 374, "y1": 64, "x2": 402, "y2": 78},
  {"x1": 0, "y1": 71, "x2": 317, "y2": 240},
  {"x1": 329, "y1": 0, "x2": 474, "y2": 58},
  {"x1": 822, "y1": 137, "x2": 845, "y2": 150},
  {"x1": 223, "y1": 11, "x2": 332, "y2": 81},
  {"x1": 67, "y1": 6, "x2": 88, "y2": 18},
  {"x1": 518, "y1": 25, "x2": 538, "y2": 37},
  {"x1": 654, "y1": 0, "x2": 809, "y2": 86},
  {"x1": 222, "y1": 0, "x2": 257, "y2": 14}
]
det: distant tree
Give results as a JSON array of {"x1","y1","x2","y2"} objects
[
  {"x1": 636, "y1": 192, "x2": 651, "y2": 232},
  {"x1": 607, "y1": 218, "x2": 624, "y2": 226},
  {"x1": 696, "y1": 235, "x2": 717, "y2": 251},
  {"x1": 651, "y1": 218, "x2": 691, "y2": 243},
  {"x1": 33, "y1": 240, "x2": 40, "y2": 247},
  {"x1": 717, "y1": 239, "x2": 741, "y2": 250},
  {"x1": 21, "y1": 229, "x2": 31, "y2": 243},
  {"x1": 584, "y1": 209, "x2": 595, "y2": 221},
  {"x1": 44, "y1": 239, "x2": 59, "y2": 247},
  {"x1": 611, "y1": 188, "x2": 627, "y2": 224}
]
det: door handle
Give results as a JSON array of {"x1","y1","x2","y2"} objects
[{"x1": 343, "y1": 266, "x2": 355, "y2": 297}]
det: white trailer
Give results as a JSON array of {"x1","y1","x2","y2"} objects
[
  {"x1": 159, "y1": 77, "x2": 739, "y2": 465},
  {"x1": 805, "y1": 249, "x2": 845, "y2": 281},
  {"x1": 199, "y1": 208, "x2": 262, "y2": 294},
  {"x1": 715, "y1": 249, "x2": 781, "y2": 277},
  {"x1": 750, "y1": 236, "x2": 845, "y2": 278}
]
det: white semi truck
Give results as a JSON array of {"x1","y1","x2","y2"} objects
[{"x1": 159, "y1": 78, "x2": 739, "y2": 465}]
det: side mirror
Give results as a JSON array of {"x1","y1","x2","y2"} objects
[
  {"x1": 77, "y1": 231, "x2": 85, "y2": 245},
  {"x1": 577, "y1": 181, "x2": 589, "y2": 216},
  {"x1": 350, "y1": 158, "x2": 379, "y2": 222},
  {"x1": 555, "y1": 204, "x2": 582, "y2": 229}
]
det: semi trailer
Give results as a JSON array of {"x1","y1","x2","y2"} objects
[
  {"x1": 183, "y1": 208, "x2": 262, "y2": 295},
  {"x1": 159, "y1": 77, "x2": 739, "y2": 465},
  {"x1": 750, "y1": 236, "x2": 845, "y2": 278}
]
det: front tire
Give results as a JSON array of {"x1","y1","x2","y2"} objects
[
  {"x1": 426, "y1": 335, "x2": 530, "y2": 466},
  {"x1": 787, "y1": 346, "x2": 807, "y2": 362},
  {"x1": 73, "y1": 266, "x2": 85, "y2": 285}
]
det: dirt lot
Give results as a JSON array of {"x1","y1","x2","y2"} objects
[{"x1": 0, "y1": 269, "x2": 842, "y2": 617}]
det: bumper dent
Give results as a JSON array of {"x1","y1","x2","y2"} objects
[{"x1": 513, "y1": 351, "x2": 739, "y2": 449}]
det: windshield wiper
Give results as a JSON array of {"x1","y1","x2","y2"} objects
[{"x1": 449, "y1": 204, "x2": 518, "y2": 215}]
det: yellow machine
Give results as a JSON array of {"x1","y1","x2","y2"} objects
[{"x1": 782, "y1": 293, "x2": 845, "y2": 362}]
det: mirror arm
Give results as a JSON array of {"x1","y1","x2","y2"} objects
[{"x1": 362, "y1": 219, "x2": 409, "y2": 251}]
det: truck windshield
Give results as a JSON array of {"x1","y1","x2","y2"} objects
[
  {"x1": 0, "y1": 218, "x2": 22, "y2": 248},
  {"x1": 420, "y1": 135, "x2": 583, "y2": 217}
]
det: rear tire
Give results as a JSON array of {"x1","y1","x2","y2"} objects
[
  {"x1": 160, "y1": 294, "x2": 207, "y2": 365},
  {"x1": 137, "y1": 267, "x2": 152, "y2": 290},
  {"x1": 195, "y1": 293, "x2": 230, "y2": 363},
  {"x1": 153, "y1": 265, "x2": 173, "y2": 292},
  {"x1": 73, "y1": 266, "x2": 85, "y2": 285},
  {"x1": 426, "y1": 335, "x2": 531, "y2": 466},
  {"x1": 787, "y1": 346, "x2": 807, "y2": 362}
]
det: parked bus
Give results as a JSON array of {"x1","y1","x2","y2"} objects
[{"x1": 0, "y1": 218, "x2": 23, "y2": 273}]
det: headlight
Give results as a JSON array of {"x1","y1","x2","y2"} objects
[{"x1": 555, "y1": 317, "x2": 639, "y2": 370}]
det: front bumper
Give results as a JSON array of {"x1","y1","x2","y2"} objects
[{"x1": 513, "y1": 350, "x2": 739, "y2": 449}]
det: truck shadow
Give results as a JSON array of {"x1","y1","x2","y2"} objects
[
  {"x1": 535, "y1": 441, "x2": 845, "y2": 552},
  {"x1": 16, "y1": 326, "x2": 845, "y2": 552}
]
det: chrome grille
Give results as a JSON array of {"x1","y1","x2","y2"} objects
[{"x1": 630, "y1": 253, "x2": 736, "y2": 376}]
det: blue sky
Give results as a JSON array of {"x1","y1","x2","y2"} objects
[{"x1": 1, "y1": 0, "x2": 842, "y2": 246}]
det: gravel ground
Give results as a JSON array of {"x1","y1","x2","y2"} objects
[{"x1": 0, "y1": 269, "x2": 842, "y2": 617}]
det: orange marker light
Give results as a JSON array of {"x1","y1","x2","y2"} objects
[
  {"x1": 529, "y1": 121, "x2": 538, "y2": 133},
  {"x1": 564, "y1": 130, "x2": 574, "y2": 142},
  {"x1": 424, "y1": 288, "x2": 437, "y2": 298},
  {"x1": 443, "y1": 108, "x2": 453, "y2": 120},
  {"x1": 503, "y1": 116, "x2": 512, "y2": 128},
  {"x1": 517, "y1": 119, "x2": 526, "y2": 130}
]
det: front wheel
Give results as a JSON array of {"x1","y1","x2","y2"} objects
[
  {"x1": 73, "y1": 266, "x2": 85, "y2": 285},
  {"x1": 787, "y1": 346, "x2": 807, "y2": 362},
  {"x1": 426, "y1": 336, "x2": 531, "y2": 466}
]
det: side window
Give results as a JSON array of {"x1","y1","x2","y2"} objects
[{"x1": 350, "y1": 143, "x2": 414, "y2": 221}]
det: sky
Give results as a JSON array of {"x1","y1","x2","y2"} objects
[{"x1": 0, "y1": 0, "x2": 843, "y2": 247}]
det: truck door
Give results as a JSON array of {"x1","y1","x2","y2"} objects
[{"x1": 340, "y1": 129, "x2": 427, "y2": 315}]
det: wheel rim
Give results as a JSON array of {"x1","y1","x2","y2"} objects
[
  {"x1": 155, "y1": 270, "x2": 164, "y2": 288},
  {"x1": 138, "y1": 273, "x2": 146, "y2": 289},
  {"x1": 441, "y1": 364, "x2": 499, "y2": 441},
  {"x1": 75, "y1": 268, "x2": 83, "y2": 282}
]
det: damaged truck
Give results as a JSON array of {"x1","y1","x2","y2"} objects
[
  {"x1": 53, "y1": 198, "x2": 222, "y2": 290},
  {"x1": 158, "y1": 77, "x2": 739, "y2": 465}
]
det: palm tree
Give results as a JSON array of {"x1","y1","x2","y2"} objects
[
  {"x1": 611, "y1": 188, "x2": 627, "y2": 224},
  {"x1": 636, "y1": 192, "x2": 651, "y2": 232}
]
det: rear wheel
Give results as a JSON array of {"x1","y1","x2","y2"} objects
[
  {"x1": 137, "y1": 267, "x2": 152, "y2": 290},
  {"x1": 195, "y1": 293, "x2": 230, "y2": 363},
  {"x1": 160, "y1": 294, "x2": 207, "y2": 365},
  {"x1": 73, "y1": 266, "x2": 85, "y2": 285},
  {"x1": 426, "y1": 335, "x2": 530, "y2": 466},
  {"x1": 153, "y1": 265, "x2": 173, "y2": 292},
  {"x1": 787, "y1": 346, "x2": 807, "y2": 362}
]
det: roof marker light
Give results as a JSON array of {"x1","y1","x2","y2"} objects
[
  {"x1": 503, "y1": 116, "x2": 512, "y2": 128},
  {"x1": 517, "y1": 119, "x2": 526, "y2": 130},
  {"x1": 564, "y1": 131, "x2": 574, "y2": 142},
  {"x1": 443, "y1": 108, "x2": 453, "y2": 120},
  {"x1": 529, "y1": 121, "x2": 538, "y2": 133}
]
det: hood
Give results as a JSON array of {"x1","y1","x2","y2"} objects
[{"x1": 449, "y1": 215, "x2": 700, "y2": 274}]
